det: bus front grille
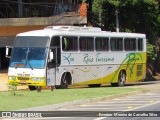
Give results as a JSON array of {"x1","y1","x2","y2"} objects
[{"x1": 17, "y1": 77, "x2": 30, "y2": 80}]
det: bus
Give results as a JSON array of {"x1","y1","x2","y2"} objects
[{"x1": 6, "y1": 26, "x2": 146, "y2": 90}]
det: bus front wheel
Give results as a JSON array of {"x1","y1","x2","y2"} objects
[{"x1": 59, "y1": 74, "x2": 69, "y2": 89}]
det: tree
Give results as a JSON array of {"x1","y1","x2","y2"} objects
[
  {"x1": 92, "y1": 0, "x2": 160, "y2": 42},
  {"x1": 92, "y1": 0, "x2": 160, "y2": 74}
]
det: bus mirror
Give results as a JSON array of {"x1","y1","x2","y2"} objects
[
  {"x1": 48, "y1": 51, "x2": 54, "y2": 62},
  {"x1": 6, "y1": 46, "x2": 12, "y2": 58}
]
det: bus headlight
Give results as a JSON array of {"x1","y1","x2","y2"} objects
[
  {"x1": 8, "y1": 76, "x2": 16, "y2": 80},
  {"x1": 31, "y1": 77, "x2": 44, "y2": 82}
]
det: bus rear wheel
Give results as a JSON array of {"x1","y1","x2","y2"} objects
[
  {"x1": 111, "y1": 70, "x2": 126, "y2": 87},
  {"x1": 118, "y1": 70, "x2": 126, "y2": 86}
]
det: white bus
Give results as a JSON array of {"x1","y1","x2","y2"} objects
[{"x1": 7, "y1": 26, "x2": 146, "y2": 90}]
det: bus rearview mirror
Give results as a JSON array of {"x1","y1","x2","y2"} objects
[
  {"x1": 48, "y1": 51, "x2": 54, "y2": 62},
  {"x1": 6, "y1": 46, "x2": 12, "y2": 58}
]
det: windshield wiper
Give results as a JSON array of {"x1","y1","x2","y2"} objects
[
  {"x1": 25, "y1": 48, "x2": 33, "y2": 70},
  {"x1": 27, "y1": 60, "x2": 33, "y2": 70}
]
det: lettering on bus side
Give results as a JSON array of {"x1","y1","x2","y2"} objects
[
  {"x1": 83, "y1": 54, "x2": 94, "y2": 64},
  {"x1": 83, "y1": 53, "x2": 114, "y2": 64},
  {"x1": 96, "y1": 53, "x2": 114, "y2": 62}
]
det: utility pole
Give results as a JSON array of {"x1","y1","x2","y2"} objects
[
  {"x1": 115, "y1": 9, "x2": 119, "y2": 32},
  {"x1": 18, "y1": 0, "x2": 23, "y2": 18},
  {"x1": 99, "y1": 0, "x2": 103, "y2": 27}
]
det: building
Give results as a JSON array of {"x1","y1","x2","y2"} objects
[{"x1": 0, "y1": 0, "x2": 88, "y2": 69}]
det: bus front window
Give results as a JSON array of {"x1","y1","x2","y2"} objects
[{"x1": 10, "y1": 47, "x2": 47, "y2": 69}]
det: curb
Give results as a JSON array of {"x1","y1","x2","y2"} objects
[{"x1": 18, "y1": 89, "x2": 149, "y2": 111}]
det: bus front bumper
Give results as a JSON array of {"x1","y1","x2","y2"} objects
[{"x1": 8, "y1": 76, "x2": 46, "y2": 86}]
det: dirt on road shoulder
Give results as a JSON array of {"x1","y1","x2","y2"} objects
[{"x1": 0, "y1": 70, "x2": 27, "y2": 92}]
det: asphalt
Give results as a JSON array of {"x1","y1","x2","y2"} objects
[
  {"x1": 17, "y1": 81, "x2": 160, "y2": 111},
  {"x1": 1, "y1": 70, "x2": 160, "y2": 111}
]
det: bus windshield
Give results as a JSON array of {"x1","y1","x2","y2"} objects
[
  {"x1": 14, "y1": 36, "x2": 50, "y2": 47},
  {"x1": 10, "y1": 47, "x2": 48, "y2": 69}
]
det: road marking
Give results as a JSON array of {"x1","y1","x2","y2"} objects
[
  {"x1": 98, "y1": 101, "x2": 150, "y2": 104},
  {"x1": 127, "y1": 106, "x2": 134, "y2": 109},
  {"x1": 114, "y1": 96, "x2": 160, "y2": 100},
  {"x1": 93, "y1": 101, "x2": 160, "y2": 120},
  {"x1": 127, "y1": 101, "x2": 160, "y2": 111},
  {"x1": 135, "y1": 94, "x2": 160, "y2": 97},
  {"x1": 80, "y1": 104, "x2": 142, "y2": 107},
  {"x1": 94, "y1": 117, "x2": 106, "y2": 120},
  {"x1": 60, "y1": 107, "x2": 130, "y2": 111},
  {"x1": 94, "y1": 117, "x2": 107, "y2": 120},
  {"x1": 149, "y1": 100, "x2": 155, "y2": 103}
]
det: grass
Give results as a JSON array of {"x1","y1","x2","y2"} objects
[{"x1": 0, "y1": 87, "x2": 142, "y2": 111}]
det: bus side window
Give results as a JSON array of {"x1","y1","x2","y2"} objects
[
  {"x1": 79, "y1": 37, "x2": 94, "y2": 51},
  {"x1": 110, "y1": 38, "x2": 123, "y2": 51},
  {"x1": 62, "y1": 36, "x2": 78, "y2": 51},
  {"x1": 95, "y1": 38, "x2": 102, "y2": 51},
  {"x1": 62, "y1": 37, "x2": 68, "y2": 50},
  {"x1": 103, "y1": 38, "x2": 109, "y2": 51},
  {"x1": 95, "y1": 37, "x2": 109, "y2": 51},
  {"x1": 110, "y1": 38, "x2": 117, "y2": 51},
  {"x1": 117, "y1": 38, "x2": 123, "y2": 51},
  {"x1": 138, "y1": 39, "x2": 143, "y2": 51},
  {"x1": 124, "y1": 38, "x2": 130, "y2": 51},
  {"x1": 130, "y1": 39, "x2": 136, "y2": 51},
  {"x1": 124, "y1": 38, "x2": 136, "y2": 51}
]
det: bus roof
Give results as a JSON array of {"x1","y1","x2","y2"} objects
[{"x1": 17, "y1": 26, "x2": 146, "y2": 38}]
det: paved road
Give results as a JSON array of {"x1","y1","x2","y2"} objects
[
  {"x1": 1, "y1": 81, "x2": 160, "y2": 120},
  {"x1": 58, "y1": 92, "x2": 160, "y2": 111},
  {"x1": 95, "y1": 99, "x2": 160, "y2": 120},
  {"x1": 3, "y1": 91, "x2": 159, "y2": 120}
]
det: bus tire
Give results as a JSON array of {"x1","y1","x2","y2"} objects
[
  {"x1": 59, "y1": 73, "x2": 69, "y2": 89},
  {"x1": 118, "y1": 70, "x2": 126, "y2": 86},
  {"x1": 28, "y1": 86, "x2": 36, "y2": 91}
]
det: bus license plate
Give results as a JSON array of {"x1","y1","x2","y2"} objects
[{"x1": 20, "y1": 80, "x2": 26, "y2": 84}]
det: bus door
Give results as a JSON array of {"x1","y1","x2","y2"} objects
[{"x1": 47, "y1": 48, "x2": 57, "y2": 86}]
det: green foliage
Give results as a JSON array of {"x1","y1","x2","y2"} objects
[
  {"x1": 147, "y1": 42, "x2": 156, "y2": 61},
  {"x1": 0, "y1": 87, "x2": 141, "y2": 111},
  {"x1": 92, "y1": 0, "x2": 160, "y2": 42},
  {"x1": 8, "y1": 83, "x2": 18, "y2": 95}
]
